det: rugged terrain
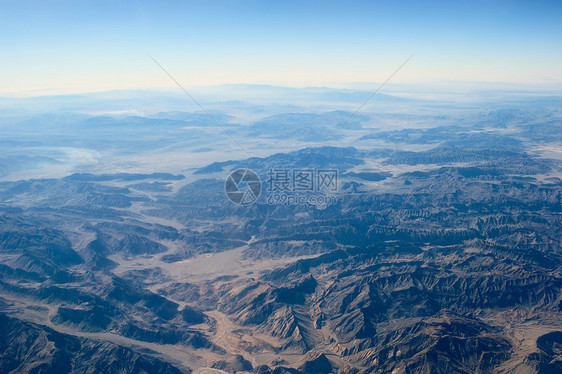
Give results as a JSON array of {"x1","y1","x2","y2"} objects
[{"x1": 0, "y1": 91, "x2": 561, "y2": 373}]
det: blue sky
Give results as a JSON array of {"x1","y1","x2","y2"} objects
[{"x1": 1, "y1": 0, "x2": 561, "y2": 95}]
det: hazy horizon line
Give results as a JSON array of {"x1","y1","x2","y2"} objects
[{"x1": 2, "y1": 80, "x2": 562, "y2": 100}]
